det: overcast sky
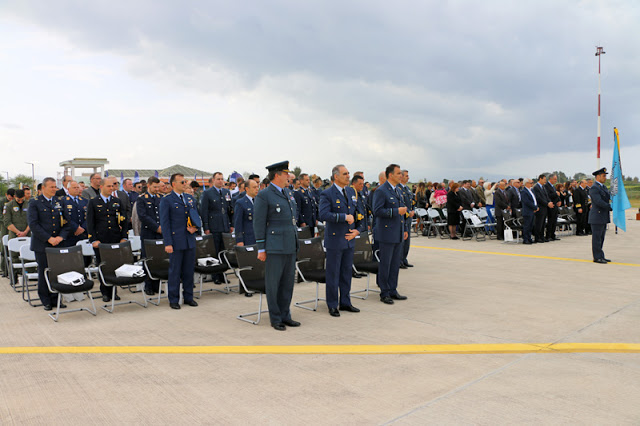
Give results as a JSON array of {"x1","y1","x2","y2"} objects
[{"x1": 1, "y1": 0, "x2": 639, "y2": 183}]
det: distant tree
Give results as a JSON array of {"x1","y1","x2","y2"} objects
[
  {"x1": 0, "y1": 176, "x2": 7, "y2": 196},
  {"x1": 633, "y1": 176, "x2": 639, "y2": 183},
  {"x1": 551, "y1": 170, "x2": 569, "y2": 183},
  {"x1": 292, "y1": 166, "x2": 302, "y2": 178},
  {"x1": 573, "y1": 172, "x2": 587, "y2": 181},
  {"x1": 10, "y1": 174, "x2": 35, "y2": 189}
]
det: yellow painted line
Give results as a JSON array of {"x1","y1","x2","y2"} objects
[
  {"x1": 411, "y1": 245, "x2": 640, "y2": 267},
  {"x1": 0, "y1": 343, "x2": 639, "y2": 355}
]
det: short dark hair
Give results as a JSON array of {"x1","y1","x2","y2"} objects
[
  {"x1": 248, "y1": 174, "x2": 260, "y2": 181},
  {"x1": 212, "y1": 172, "x2": 223, "y2": 179},
  {"x1": 123, "y1": 178, "x2": 132, "y2": 185},
  {"x1": 351, "y1": 175, "x2": 364, "y2": 184},
  {"x1": 6, "y1": 188, "x2": 15, "y2": 197},
  {"x1": 15, "y1": 189, "x2": 25, "y2": 198},
  {"x1": 385, "y1": 164, "x2": 400, "y2": 178},
  {"x1": 147, "y1": 176, "x2": 160, "y2": 185},
  {"x1": 268, "y1": 169, "x2": 285, "y2": 181},
  {"x1": 42, "y1": 177, "x2": 56, "y2": 186},
  {"x1": 170, "y1": 173, "x2": 184, "y2": 185},
  {"x1": 190, "y1": 180, "x2": 200, "y2": 188},
  {"x1": 37, "y1": 183, "x2": 42, "y2": 191},
  {"x1": 299, "y1": 173, "x2": 309, "y2": 180},
  {"x1": 538, "y1": 174, "x2": 546, "y2": 181},
  {"x1": 292, "y1": 178, "x2": 299, "y2": 185}
]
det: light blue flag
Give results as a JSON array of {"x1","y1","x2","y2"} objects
[
  {"x1": 134, "y1": 171, "x2": 140, "y2": 183},
  {"x1": 120, "y1": 172, "x2": 124, "y2": 191},
  {"x1": 611, "y1": 128, "x2": 631, "y2": 231},
  {"x1": 105, "y1": 170, "x2": 109, "y2": 177}
]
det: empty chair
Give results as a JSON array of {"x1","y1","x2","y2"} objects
[
  {"x1": 19, "y1": 245, "x2": 40, "y2": 306},
  {"x1": 194, "y1": 234, "x2": 231, "y2": 298},
  {"x1": 130, "y1": 235, "x2": 142, "y2": 258},
  {"x1": 2, "y1": 234, "x2": 9, "y2": 279},
  {"x1": 141, "y1": 239, "x2": 170, "y2": 306},
  {"x1": 427, "y1": 209, "x2": 448, "y2": 239},
  {"x1": 296, "y1": 226, "x2": 313, "y2": 239},
  {"x1": 294, "y1": 237, "x2": 326, "y2": 311},
  {"x1": 502, "y1": 210, "x2": 522, "y2": 243},
  {"x1": 97, "y1": 241, "x2": 147, "y2": 312},
  {"x1": 350, "y1": 231, "x2": 379, "y2": 300},
  {"x1": 461, "y1": 210, "x2": 487, "y2": 241},
  {"x1": 75, "y1": 239, "x2": 100, "y2": 281},
  {"x1": 44, "y1": 245, "x2": 96, "y2": 322},
  {"x1": 316, "y1": 223, "x2": 325, "y2": 239},
  {"x1": 7, "y1": 237, "x2": 31, "y2": 290},
  {"x1": 235, "y1": 245, "x2": 267, "y2": 325},
  {"x1": 219, "y1": 232, "x2": 240, "y2": 287}
]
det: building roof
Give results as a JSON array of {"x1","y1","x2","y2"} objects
[{"x1": 105, "y1": 164, "x2": 214, "y2": 179}]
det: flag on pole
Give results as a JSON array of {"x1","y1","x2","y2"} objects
[
  {"x1": 134, "y1": 171, "x2": 140, "y2": 183},
  {"x1": 120, "y1": 172, "x2": 124, "y2": 190},
  {"x1": 611, "y1": 127, "x2": 631, "y2": 231},
  {"x1": 105, "y1": 170, "x2": 109, "y2": 177},
  {"x1": 154, "y1": 170, "x2": 159, "y2": 178}
]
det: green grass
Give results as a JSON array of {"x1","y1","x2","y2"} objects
[{"x1": 623, "y1": 183, "x2": 640, "y2": 208}]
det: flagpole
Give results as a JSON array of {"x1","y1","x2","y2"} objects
[{"x1": 595, "y1": 46, "x2": 605, "y2": 169}]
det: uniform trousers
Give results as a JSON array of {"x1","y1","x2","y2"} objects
[
  {"x1": 325, "y1": 247, "x2": 354, "y2": 309},
  {"x1": 34, "y1": 251, "x2": 58, "y2": 306},
  {"x1": 591, "y1": 224, "x2": 607, "y2": 261},
  {"x1": 377, "y1": 241, "x2": 403, "y2": 298},
  {"x1": 402, "y1": 228, "x2": 411, "y2": 264},
  {"x1": 265, "y1": 253, "x2": 296, "y2": 325},
  {"x1": 167, "y1": 247, "x2": 195, "y2": 304},
  {"x1": 212, "y1": 231, "x2": 225, "y2": 281}
]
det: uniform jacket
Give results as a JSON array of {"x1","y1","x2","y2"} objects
[
  {"x1": 353, "y1": 189, "x2": 369, "y2": 233},
  {"x1": 3, "y1": 199, "x2": 31, "y2": 239},
  {"x1": 61, "y1": 195, "x2": 88, "y2": 242},
  {"x1": 253, "y1": 184, "x2": 299, "y2": 254},
  {"x1": 137, "y1": 192, "x2": 163, "y2": 240},
  {"x1": 200, "y1": 187, "x2": 233, "y2": 233},
  {"x1": 159, "y1": 191, "x2": 200, "y2": 250},
  {"x1": 27, "y1": 195, "x2": 72, "y2": 253},
  {"x1": 319, "y1": 185, "x2": 356, "y2": 250},
  {"x1": 588, "y1": 182, "x2": 612, "y2": 225},
  {"x1": 86, "y1": 195, "x2": 128, "y2": 244},
  {"x1": 294, "y1": 187, "x2": 316, "y2": 227},
  {"x1": 372, "y1": 181, "x2": 405, "y2": 244},
  {"x1": 400, "y1": 184, "x2": 414, "y2": 228},
  {"x1": 233, "y1": 195, "x2": 257, "y2": 245},
  {"x1": 573, "y1": 186, "x2": 587, "y2": 210}
]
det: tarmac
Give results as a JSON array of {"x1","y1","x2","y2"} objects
[{"x1": 1, "y1": 213, "x2": 639, "y2": 425}]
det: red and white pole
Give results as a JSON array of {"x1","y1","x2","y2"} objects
[{"x1": 595, "y1": 46, "x2": 605, "y2": 169}]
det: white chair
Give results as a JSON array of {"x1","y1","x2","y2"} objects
[
  {"x1": 8, "y1": 237, "x2": 31, "y2": 290},
  {"x1": 130, "y1": 235, "x2": 142, "y2": 257},
  {"x1": 2, "y1": 234, "x2": 9, "y2": 278},
  {"x1": 461, "y1": 211, "x2": 487, "y2": 241},
  {"x1": 76, "y1": 239, "x2": 100, "y2": 280},
  {"x1": 19, "y1": 245, "x2": 40, "y2": 306}
]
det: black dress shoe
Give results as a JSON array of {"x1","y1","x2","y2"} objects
[
  {"x1": 114, "y1": 294, "x2": 121, "y2": 301},
  {"x1": 59, "y1": 303, "x2": 67, "y2": 309},
  {"x1": 102, "y1": 295, "x2": 111, "y2": 302},
  {"x1": 184, "y1": 300, "x2": 198, "y2": 307},
  {"x1": 523, "y1": 241, "x2": 532, "y2": 245},
  {"x1": 43, "y1": 304, "x2": 52, "y2": 311},
  {"x1": 399, "y1": 264, "x2": 408, "y2": 269},
  {"x1": 390, "y1": 293, "x2": 408, "y2": 300},
  {"x1": 272, "y1": 323, "x2": 286, "y2": 331},
  {"x1": 282, "y1": 319, "x2": 301, "y2": 327},
  {"x1": 144, "y1": 289, "x2": 155, "y2": 296},
  {"x1": 604, "y1": 258, "x2": 611, "y2": 262},
  {"x1": 544, "y1": 238, "x2": 550, "y2": 242},
  {"x1": 339, "y1": 305, "x2": 360, "y2": 313},
  {"x1": 380, "y1": 296, "x2": 394, "y2": 305},
  {"x1": 170, "y1": 303, "x2": 181, "y2": 309},
  {"x1": 593, "y1": 259, "x2": 607, "y2": 264},
  {"x1": 213, "y1": 278, "x2": 223, "y2": 285},
  {"x1": 329, "y1": 308, "x2": 341, "y2": 317},
  {"x1": 404, "y1": 263, "x2": 414, "y2": 267},
  {"x1": 551, "y1": 237, "x2": 561, "y2": 241},
  {"x1": 451, "y1": 236, "x2": 459, "y2": 240},
  {"x1": 244, "y1": 292, "x2": 253, "y2": 297}
]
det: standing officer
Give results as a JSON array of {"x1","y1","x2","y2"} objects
[
  {"x1": 351, "y1": 175, "x2": 370, "y2": 233},
  {"x1": 137, "y1": 176, "x2": 163, "y2": 295},
  {"x1": 520, "y1": 178, "x2": 538, "y2": 244},
  {"x1": 573, "y1": 179, "x2": 589, "y2": 235},
  {"x1": 159, "y1": 173, "x2": 201, "y2": 309},
  {"x1": 200, "y1": 171, "x2": 233, "y2": 284},
  {"x1": 4, "y1": 189, "x2": 31, "y2": 240},
  {"x1": 61, "y1": 181, "x2": 88, "y2": 247},
  {"x1": 234, "y1": 178, "x2": 258, "y2": 246},
  {"x1": 544, "y1": 173, "x2": 561, "y2": 241},
  {"x1": 532, "y1": 174, "x2": 552, "y2": 243},
  {"x1": 27, "y1": 177, "x2": 72, "y2": 311},
  {"x1": 253, "y1": 161, "x2": 300, "y2": 331},
  {"x1": 294, "y1": 173, "x2": 316, "y2": 230},
  {"x1": 319, "y1": 165, "x2": 360, "y2": 317},
  {"x1": 373, "y1": 164, "x2": 408, "y2": 304},
  {"x1": 86, "y1": 176, "x2": 128, "y2": 302},
  {"x1": 589, "y1": 168, "x2": 612, "y2": 264},
  {"x1": 399, "y1": 170, "x2": 415, "y2": 268}
]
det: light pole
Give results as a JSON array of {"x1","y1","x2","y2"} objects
[
  {"x1": 25, "y1": 162, "x2": 35, "y2": 187},
  {"x1": 595, "y1": 46, "x2": 605, "y2": 169},
  {"x1": 0, "y1": 171, "x2": 8, "y2": 182}
]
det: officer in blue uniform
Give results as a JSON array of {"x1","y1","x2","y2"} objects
[
  {"x1": 137, "y1": 176, "x2": 163, "y2": 295},
  {"x1": 372, "y1": 164, "x2": 408, "y2": 304},
  {"x1": 61, "y1": 180, "x2": 88, "y2": 247},
  {"x1": 253, "y1": 161, "x2": 300, "y2": 331},
  {"x1": 159, "y1": 173, "x2": 201, "y2": 309},
  {"x1": 27, "y1": 177, "x2": 72, "y2": 311},
  {"x1": 351, "y1": 174, "x2": 370, "y2": 234},
  {"x1": 294, "y1": 173, "x2": 317, "y2": 229},
  {"x1": 319, "y1": 165, "x2": 360, "y2": 317},
  {"x1": 200, "y1": 171, "x2": 233, "y2": 283},
  {"x1": 233, "y1": 178, "x2": 258, "y2": 246},
  {"x1": 399, "y1": 170, "x2": 415, "y2": 268},
  {"x1": 588, "y1": 168, "x2": 613, "y2": 264}
]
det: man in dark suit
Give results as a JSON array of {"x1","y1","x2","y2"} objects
[
  {"x1": 61, "y1": 180, "x2": 89, "y2": 247},
  {"x1": 319, "y1": 165, "x2": 360, "y2": 317},
  {"x1": 294, "y1": 173, "x2": 317, "y2": 230},
  {"x1": 199, "y1": 171, "x2": 233, "y2": 283},
  {"x1": 532, "y1": 174, "x2": 552, "y2": 243},
  {"x1": 588, "y1": 168, "x2": 612, "y2": 263},
  {"x1": 159, "y1": 173, "x2": 201, "y2": 308},
  {"x1": 399, "y1": 170, "x2": 415, "y2": 268},
  {"x1": 137, "y1": 176, "x2": 163, "y2": 295},
  {"x1": 372, "y1": 164, "x2": 408, "y2": 304},
  {"x1": 573, "y1": 180, "x2": 589, "y2": 235},
  {"x1": 493, "y1": 181, "x2": 510, "y2": 241},
  {"x1": 459, "y1": 180, "x2": 476, "y2": 211},
  {"x1": 253, "y1": 161, "x2": 300, "y2": 331},
  {"x1": 544, "y1": 173, "x2": 561, "y2": 241},
  {"x1": 27, "y1": 177, "x2": 72, "y2": 311},
  {"x1": 507, "y1": 179, "x2": 522, "y2": 211},
  {"x1": 123, "y1": 178, "x2": 139, "y2": 213},
  {"x1": 55, "y1": 175, "x2": 72, "y2": 197},
  {"x1": 233, "y1": 178, "x2": 258, "y2": 246},
  {"x1": 520, "y1": 178, "x2": 539, "y2": 244}
]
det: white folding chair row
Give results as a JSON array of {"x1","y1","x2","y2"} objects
[
  {"x1": 19, "y1": 245, "x2": 41, "y2": 306},
  {"x1": 8, "y1": 237, "x2": 31, "y2": 289}
]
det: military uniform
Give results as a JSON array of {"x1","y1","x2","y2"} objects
[
  {"x1": 572, "y1": 185, "x2": 589, "y2": 235},
  {"x1": 200, "y1": 186, "x2": 233, "y2": 282},
  {"x1": 233, "y1": 195, "x2": 257, "y2": 245},
  {"x1": 27, "y1": 195, "x2": 72, "y2": 307},
  {"x1": 253, "y1": 162, "x2": 299, "y2": 328},
  {"x1": 3, "y1": 199, "x2": 31, "y2": 240},
  {"x1": 0, "y1": 197, "x2": 8, "y2": 276},
  {"x1": 61, "y1": 195, "x2": 88, "y2": 247},
  {"x1": 588, "y1": 168, "x2": 612, "y2": 263},
  {"x1": 294, "y1": 187, "x2": 316, "y2": 228},
  {"x1": 352, "y1": 188, "x2": 370, "y2": 233},
  {"x1": 137, "y1": 192, "x2": 163, "y2": 293},
  {"x1": 400, "y1": 184, "x2": 414, "y2": 266}
]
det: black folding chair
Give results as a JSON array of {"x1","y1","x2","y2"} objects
[
  {"x1": 98, "y1": 241, "x2": 147, "y2": 313},
  {"x1": 294, "y1": 237, "x2": 326, "y2": 311},
  {"x1": 141, "y1": 239, "x2": 170, "y2": 306},
  {"x1": 350, "y1": 231, "x2": 380, "y2": 300},
  {"x1": 235, "y1": 245, "x2": 267, "y2": 325},
  {"x1": 44, "y1": 246, "x2": 96, "y2": 322},
  {"x1": 316, "y1": 223, "x2": 325, "y2": 239},
  {"x1": 296, "y1": 226, "x2": 313, "y2": 239},
  {"x1": 194, "y1": 234, "x2": 231, "y2": 298}
]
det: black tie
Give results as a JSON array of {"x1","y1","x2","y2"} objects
[{"x1": 342, "y1": 188, "x2": 349, "y2": 206}]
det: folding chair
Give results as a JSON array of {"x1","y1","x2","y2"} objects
[
  {"x1": 297, "y1": 226, "x2": 313, "y2": 239},
  {"x1": 2, "y1": 234, "x2": 9, "y2": 278},
  {"x1": 502, "y1": 211, "x2": 522, "y2": 243},
  {"x1": 220, "y1": 232, "x2": 241, "y2": 288},
  {"x1": 130, "y1": 235, "x2": 142, "y2": 259},
  {"x1": 235, "y1": 245, "x2": 267, "y2": 325},
  {"x1": 316, "y1": 223, "x2": 325, "y2": 239},
  {"x1": 97, "y1": 241, "x2": 148, "y2": 313},
  {"x1": 294, "y1": 237, "x2": 326, "y2": 311},
  {"x1": 19, "y1": 245, "x2": 40, "y2": 306},
  {"x1": 141, "y1": 239, "x2": 170, "y2": 306},
  {"x1": 8, "y1": 237, "x2": 31, "y2": 290},
  {"x1": 44, "y1": 245, "x2": 97, "y2": 322},
  {"x1": 415, "y1": 208, "x2": 428, "y2": 236},
  {"x1": 194, "y1": 234, "x2": 231, "y2": 298},
  {"x1": 427, "y1": 209, "x2": 448, "y2": 239},
  {"x1": 462, "y1": 210, "x2": 487, "y2": 241},
  {"x1": 350, "y1": 231, "x2": 379, "y2": 300}
]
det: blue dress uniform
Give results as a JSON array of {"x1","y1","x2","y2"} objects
[
  {"x1": 400, "y1": 184, "x2": 414, "y2": 266},
  {"x1": 294, "y1": 187, "x2": 316, "y2": 228},
  {"x1": 233, "y1": 195, "x2": 256, "y2": 245},
  {"x1": 200, "y1": 186, "x2": 233, "y2": 281},
  {"x1": 253, "y1": 165, "x2": 299, "y2": 327},
  {"x1": 319, "y1": 184, "x2": 357, "y2": 311},
  {"x1": 372, "y1": 181, "x2": 406, "y2": 300},
  {"x1": 61, "y1": 195, "x2": 88, "y2": 247},
  {"x1": 160, "y1": 191, "x2": 201, "y2": 305},
  {"x1": 588, "y1": 168, "x2": 612, "y2": 263},
  {"x1": 27, "y1": 195, "x2": 72, "y2": 307},
  {"x1": 137, "y1": 192, "x2": 163, "y2": 293},
  {"x1": 353, "y1": 188, "x2": 370, "y2": 233}
]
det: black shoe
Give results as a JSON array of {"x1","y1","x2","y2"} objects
[
  {"x1": 352, "y1": 271, "x2": 361, "y2": 278},
  {"x1": 604, "y1": 258, "x2": 611, "y2": 262},
  {"x1": 523, "y1": 241, "x2": 532, "y2": 245},
  {"x1": 451, "y1": 236, "x2": 459, "y2": 240},
  {"x1": 282, "y1": 319, "x2": 301, "y2": 327},
  {"x1": 184, "y1": 300, "x2": 198, "y2": 307},
  {"x1": 404, "y1": 263, "x2": 414, "y2": 267},
  {"x1": 170, "y1": 303, "x2": 181, "y2": 309},
  {"x1": 272, "y1": 323, "x2": 286, "y2": 331},
  {"x1": 390, "y1": 293, "x2": 408, "y2": 300},
  {"x1": 244, "y1": 292, "x2": 253, "y2": 297},
  {"x1": 329, "y1": 307, "x2": 341, "y2": 317},
  {"x1": 399, "y1": 264, "x2": 408, "y2": 269},
  {"x1": 593, "y1": 259, "x2": 607, "y2": 264},
  {"x1": 102, "y1": 295, "x2": 111, "y2": 302},
  {"x1": 339, "y1": 305, "x2": 360, "y2": 313},
  {"x1": 551, "y1": 237, "x2": 561, "y2": 241},
  {"x1": 213, "y1": 278, "x2": 223, "y2": 285},
  {"x1": 59, "y1": 303, "x2": 67, "y2": 309},
  {"x1": 380, "y1": 296, "x2": 394, "y2": 305},
  {"x1": 144, "y1": 289, "x2": 155, "y2": 296},
  {"x1": 544, "y1": 238, "x2": 550, "y2": 242},
  {"x1": 43, "y1": 304, "x2": 52, "y2": 311},
  {"x1": 114, "y1": 295, "x2": 121, "y2": 301}
]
